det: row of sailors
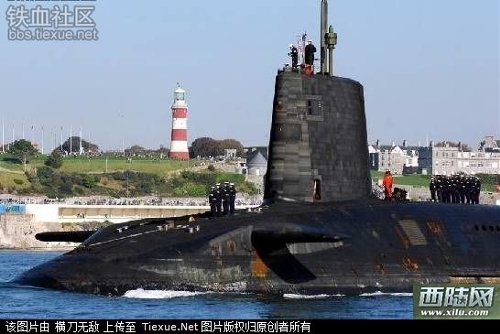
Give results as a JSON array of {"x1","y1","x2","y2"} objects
[
  {"x1": 208, "y1": 182, "x2": 237, "y2": 217},
  {"x1": 429, "y1": 174, "x2": 481, "y2": 204}
]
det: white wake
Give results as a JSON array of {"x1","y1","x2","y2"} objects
[
  {"x1": 359, "y1": 291, "x2": 413, "y2": 297},
  {"x1": 283, "y1": 293, "x2": 343, "y2": 299},
  {"x1": 123, "y1": 288, "x2": 208, "y2": 299}
]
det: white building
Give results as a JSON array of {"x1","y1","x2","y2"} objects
[{"x1": 368, "y1": 141, "x2": 419, "y2": 175}]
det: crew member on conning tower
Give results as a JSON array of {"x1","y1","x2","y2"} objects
[
  {"x1": 304, "y1": 39, "x2": 317, "y2": 73},
  {"x1": 288, "y1": 44, "x2": 298, "y2": 70}
]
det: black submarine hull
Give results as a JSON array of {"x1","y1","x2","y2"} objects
[
  {"x1": 15, "y1": 200, "x2": 500, "y2": 296},
  {"x1": 14, "y1": 1, "x2": 500, "y2": 297}
]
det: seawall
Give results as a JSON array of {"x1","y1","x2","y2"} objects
[{"x1": 0, "y1": 213, "x2": 79, "y2": 249}]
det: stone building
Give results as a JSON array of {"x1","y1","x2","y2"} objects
[
  {"x1": 481, "y1": 135, "x2": 500, "y2": 152},
  {"x1": 368, "y1": 141, "x2": 419, "y2": 175},
  {"x1": 417, "y1": 138, "x2": 500, "y2": 175},
  {"x1": 372, "y1": 136, "x2": 500, "y2": 176}
]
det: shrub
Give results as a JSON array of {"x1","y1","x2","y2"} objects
[
  {"x1": 82, "y1": 175, "x2": 97, "y2": 189},
  {"x1": 173, "y1": 183, "x2": 207, "y2": 197},
  {"x1": 36, "y1": 166, "x2": 54, "y2": 185},
  {"x1": 45, "y1": 150, "x2": 63, "y2": 169},
  {"x1": 111, "y1": 171, "x2": 127, "y2": 181}
]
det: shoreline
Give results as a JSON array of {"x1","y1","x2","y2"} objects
[{"x1": 0, "y1": 246, "x2": 75, "y2": 251}]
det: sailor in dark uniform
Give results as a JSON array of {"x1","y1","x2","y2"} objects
[
  {"x1": 451, "y1": 174, "x2": 459, "y2": 204},
  {"x1": 215, "y1": 183, "x2": 222, "y2": 216},
  {"x1": 465, "y1": 175, "x2": 473, "y2": 204},
  {"x1": 208, "y1": 186, "x2": 217, "y2": 217},
  {"x1": 436, "y1": 175, "x2": 443, "y2": 203},
  {"x1": 304, "y1": 40, "x2": 316, "y2": 66},
  {"x1": 442, "y1": 176, "x2": 450, "y2": 203},
  {"x1": 429, "y1": 177, "x2": 437, "y2": 202},
  {"x1": 229, "y1": 183, "x2": 237, "y2": 214},
  {"x1": 472, "y1": 176, "x2": 481, "y2": 204},
  {"x1": 458, "y1": 173, "x2": 466, "y2": 204},
  {"x1": 222, "y1": 181, "x2": 230, "y2": 215},
  {"x1": 288, "y1": 44, "x2": 298, "y2": 70}
]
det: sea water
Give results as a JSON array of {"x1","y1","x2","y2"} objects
[{"x1": 0, "y1": 250, "x2": 413, "y2": 319}]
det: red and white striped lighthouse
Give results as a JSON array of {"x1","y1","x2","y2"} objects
[{"x1": 169, "y1": 83, "x2": 189, "y2": 160}]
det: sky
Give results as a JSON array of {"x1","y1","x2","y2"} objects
[{"x1": 0, "y1": 0, "x2": 499, "y2": 152}]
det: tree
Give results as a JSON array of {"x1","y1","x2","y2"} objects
[
  {"x1": 190, "y1": 137, "x2": 220, "y2": 158},
  {"x1": 7, "y1": 139, "x2": 38, "y2": 170},
  {"x1": 219, "y1": 139, "x2": 244, "y2": 157},
  {"x1": 124, "y1": 145, "x2": 146, "y2": 156},
  {"x1": 190, "y1": 137, "x2": 245, "y2": 158},
  {"x1": 156, "y1": 145, "x2": 169, "y2": 155},
  {"x1": 45, "y1": 150, "x2": 63, "y2": 169}
]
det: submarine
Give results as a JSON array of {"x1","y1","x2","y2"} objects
[{"x1": 15, "y1": 0, "x2": 500, "y2": 296}]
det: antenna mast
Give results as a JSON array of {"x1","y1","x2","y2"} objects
[
  {"x1": 320, "y1": 0, "x2": 338, "y2": 76},
  {"x1": 320, "y1": 0, "x2": 328, "y2": 74}
]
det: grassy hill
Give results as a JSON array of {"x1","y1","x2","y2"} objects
[
  {"x1": 1, "y1": 154, "x2": 497, "y2": 197},
  {"x1": 1, "y1": 155, "x2": 189, "y2": 175},
  {"x1": 0, "y1": 154, "x2": 258, "y2": 198}
]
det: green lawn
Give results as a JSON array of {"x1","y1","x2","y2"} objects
[
  {"x1": 1, "y1": 155, "x2": 191, "y2": 177},
  {"x1": 1, "y1": 154, "x2": 497, "y2": 194},
  {"x1": 58, "y1": 157, "x2": 189, "y2": 177},
  {"x1": 390, "y1": 174, "x2": 432, "y2": 187},
  {"x1": 0, "y1": 172, "x2": 29, "y2": 189},
  {"x1": 0, "y1": 159, "x2": 26, "y2": 172},
  {"x1": 0, "y1": 155, "x2": 197, "y2": 195},
  {"x1": 370, "y1": 170, "x2": 496, "y2": 192}
]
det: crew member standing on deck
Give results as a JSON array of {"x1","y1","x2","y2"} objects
[
  {"x1": 382, "y1": 170, "x2": 393, "y2": 201},
  {"x1": 229, "y1": 183, "x2": 237, "y2": 214},
  {"x1": 215, "y1": 183, "x2": 222, "y2": 216},
  {"x1": 429, "y1": 177, "x2": 437, "y2": 202},
  {"x1": 472, "y1": 176, "x2": 481, "y2": 204},
  {"x1": 288, "y1": 44, "x2": 298, "y2": 71},
  {"x1": 222, "y1": 181, "x2": 231, "y2": 215},
  {"x1": 208, "y1": 186, "x2": 217, "y2": 217},
  {"x1": 304, "y1": 40, "x2": 317, "y2": 71}
]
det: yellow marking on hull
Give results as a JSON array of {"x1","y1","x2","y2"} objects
[{"x1": 251, "y1": 251, "x2": 268, "y2": 278}]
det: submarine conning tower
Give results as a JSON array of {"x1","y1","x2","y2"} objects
[{"x1": 264, "y1": 1, "x2": 371, "y2": 203}]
